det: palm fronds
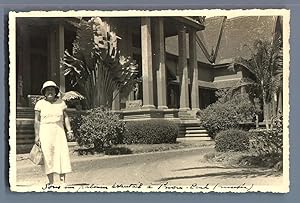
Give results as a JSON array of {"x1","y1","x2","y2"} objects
[
  {"x1": 230, "y1": 34, "x2": 283, "y2": 129},
  {"x1": 61, "y1": 17, "x2": 138, "y2": 109}
]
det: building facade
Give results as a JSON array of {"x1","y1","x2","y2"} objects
[
  {"x1": 16, "y1": 16, "x2": 250, "y2": 113},
  {"x1": 15, "y1": 16, "x2": 282, "y2": 153}
]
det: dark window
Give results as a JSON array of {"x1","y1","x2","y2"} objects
[{"x1": 199, "y1": 88, "x2": 217, "y2": 109}]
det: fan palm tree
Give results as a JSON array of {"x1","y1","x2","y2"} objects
[
  {"x1": 232, "y1": 34, "x2": 283, "y2": 129},
  {"x1": 61, "y1": 17, "x2": 139, "y2": 109}
]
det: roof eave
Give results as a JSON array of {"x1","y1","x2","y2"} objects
[{"x1": 172, "y1": 17, "x2": 205, "y2": 30}]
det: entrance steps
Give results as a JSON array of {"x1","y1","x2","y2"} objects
[
  {"x1": 16, "y1": 118, "x2": 35, "y2": 154},
  {"x1": 15, "y1": 107, "x2": 82, "y2": 154},
  {"x1": 178, "y1": 119, "x2": 211, "y2": 141}
]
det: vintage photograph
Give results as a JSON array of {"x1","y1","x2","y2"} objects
[{"x1": 9, "y1": 9, "x2": 289, "y2": 192}]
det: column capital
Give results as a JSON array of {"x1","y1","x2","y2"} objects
[{"x1": 177, "y1": 24, "x2": 187, "y2": 32}]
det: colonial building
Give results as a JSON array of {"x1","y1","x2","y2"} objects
[{"x1": 15, "y1": 16, "x2": 282, "y2": 153}]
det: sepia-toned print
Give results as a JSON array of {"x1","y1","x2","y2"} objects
[{"x1": 9, "y1": 9, "x2": 290, "y2": 193}]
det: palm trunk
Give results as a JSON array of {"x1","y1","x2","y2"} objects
[
  {"x1": 273, "y1": 92, "x2": 278, "y2": 116},
  {"x1": 263, "y1": 99, "x2": 270, "y2": 130},
  {"x1": 277, "y1": 89, "x2": 283, "y2": 114},
  {"x1": 99, "y1": 64, "x2": 106, "y2": 107}
]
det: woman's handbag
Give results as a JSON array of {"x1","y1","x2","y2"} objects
[{"x1": 29, "y1": 144, "x2": 44, "y2": 165}]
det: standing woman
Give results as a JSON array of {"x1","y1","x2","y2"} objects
[{"x1": 34, "y1": 81, "x2": 73, "y2": 186}]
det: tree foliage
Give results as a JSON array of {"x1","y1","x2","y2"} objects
[
  {"x1": 231, "y1": 34, "x2": 283, "y2": 128},
  {"x1": 61, "y1": 17, "x2": 139, "y2": 109}
]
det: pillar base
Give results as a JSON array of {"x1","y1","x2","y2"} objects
[
  {"x1": 142, "y1": 104, "x2": 156, "y2": 109},
  {"x1": 179, "y1": 107, "x2": 190, "y2": 112},
  {"x1": 157, "y1": 105, "x2": 168, "y2": 109},
  {"x1": 189, "y1": 108, "x2": 200, "y2": 118}
]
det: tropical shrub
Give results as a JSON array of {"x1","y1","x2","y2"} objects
[
  {"x1": 69, "y1": 113, "x2": 82, "y2": 142},
  {"x1": 232, "y1": 34, "x2": 283, "y2": 129},
  {"x1": 249, "y1": 130, "x2": 283, "y2": 155},
  {"x1": 198, "y1": 102, "x2": 239, "y2": 138},
  {"x1": 62, "y1": 17, "x2": 139, "y2": 109},
  {"x1": 123, "y1": 120, "x2": 179, "y2": 144},
  {"x1": 215, "y1": 129, "x2": 250, "y2": 152},
  {"x1": 72, "y1": 107, "x2": 125, "y2": 151},
  {"x1": 249, "y1": 114, "x2": 283, "y2": 156},
  {"x1": 198, "y1": 94, "x2": 258, "y2": 138},
  {"x1": 239, "y1": 114, "x2": 284, "y2": 170}
]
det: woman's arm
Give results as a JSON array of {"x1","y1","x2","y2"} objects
[
  {"x1": 34, "y1": 111, "x2": 40, "y2": 146},
  {"x1": 64, "y1": 111, "x2": 72, "y2": 132},
  {"x1": 64, "y1": 111, "x2": 73, "y2": 140}
]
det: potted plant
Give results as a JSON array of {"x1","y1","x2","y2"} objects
[{"x1": 61, "y1": 91, "x2": 85, "y2": 110}]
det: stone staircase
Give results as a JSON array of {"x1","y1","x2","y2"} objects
[
  {"x1": 17, "y1": 107, "x2": 35, "y2": 119},
  {"x1": 16, "y1": 108, "x2": 35, "y2": 153},
  {"x1": 16, "y1": 107, "x2": 81, "y2": 154},
  {"x1": 177, "y1": 111, "x2": 212, "y2": 141},
  {"x1": 16, "y1": 117, "x2": 35, "y2": 155}
]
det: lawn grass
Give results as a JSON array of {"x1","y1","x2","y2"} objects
[
  {"x1": 71, "y1": 140, "x2": 215, "y2": 156},
  {"x1": 116, "y1": 140, "x2": 214, "y2": 154}
]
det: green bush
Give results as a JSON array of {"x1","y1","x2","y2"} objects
[
  {"x1": 249, "y1": 130, "x2": 283, "y2": 156},
  {"x1": 123, "y1": 119, "x2": 179, "y2": 144},
  {"x1": 69, "y1": 116, "x2": 80, "y2": 142},
  {"x1": 249, "y1": 114, "x2": 283, "y2": 156},
  {"x1": 215, "y1": 129, "x2": 250, "y2": 152},
  {"x1": 72, "y1": 107, "x2": 125, "y2": 151},
  {"x1": 198, "y1": 94, "x2": 258, "y2": 138}
]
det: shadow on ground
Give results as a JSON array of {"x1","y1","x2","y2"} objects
[
  {"x1": 174, "y1": 166, "x2": 239, "y2": 171},
  {"x1": 74, "y1": 146, "x2": 133, "y2": 156},
  {"x1": 160, "y1": 168, "x2": 282, "y2": 182},
  {"x1": 104, "y1": 147, "x2": 133, "y2": 155}
]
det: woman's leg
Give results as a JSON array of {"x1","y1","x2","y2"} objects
[
  {"x1": 47, "y1": 173, "x2": 54, "y2": 185},
  {"x1": 59, "y1": 174, "x2": 66, "y2": 184}
]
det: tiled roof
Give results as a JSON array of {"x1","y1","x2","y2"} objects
[{"x1": 165, "y1": 16, "x2": 277, "y2": 65}]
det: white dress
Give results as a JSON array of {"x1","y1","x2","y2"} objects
[{"x1": 34, "y1": 99, "x2": 72, "y2": 175}]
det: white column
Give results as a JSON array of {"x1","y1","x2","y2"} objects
[
  {"x1": 156, "y1": 18, "x2": 168, "y2": 109},
  {"x1": 141, "y1": 17, "x2": 155, "y2": 109},
  {"x1": 178, "y1": 25, "x2": 190, "y2": 111},
  {"x1": 189, "y1": 29, "x2": 199, "y2": 110}
]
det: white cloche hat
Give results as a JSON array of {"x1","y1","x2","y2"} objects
[{"x1": 41, "y1": 81, "x2": 60, "y2": 95}]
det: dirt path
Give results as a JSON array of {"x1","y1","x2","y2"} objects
[{"x1": 15, "y1": 147, "x2": 283, "y2": 192}]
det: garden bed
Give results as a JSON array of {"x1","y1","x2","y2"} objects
[
  {"x1": 70, "y1": 140, "x2": 215, "y2": 156},
  {"x1": 203, "y1": 150, "x2": 283, "y2": 172}
]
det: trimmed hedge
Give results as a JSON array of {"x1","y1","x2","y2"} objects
[
  {"x1": 215, "y1": 129, "x2": 250, "y2": 152},
  {"x1": 71, "y1": 107, "x2": 125, "y2": 151},
  {"x1": 123, "y1": 120, "x2": 179, "y2": 144},
  {"x1": 198, "y1": 94, "x2": 258, "y2": 138}
]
